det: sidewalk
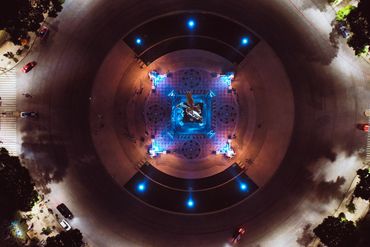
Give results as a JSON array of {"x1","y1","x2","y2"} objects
[
  {"x1": 308, "y1": 109, "x2": 370, "y2": 247},
  {"x1": 20, "y1": 194, "x2": 64, "y2": 244},
  {"x1": 330, "y1": 0, "x2": 370, "y2": 63},
  {"x1": 0, "y1": 30, "x2": 38, "y2": 74}
]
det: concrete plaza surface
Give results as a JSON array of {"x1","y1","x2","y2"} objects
[{"x1": 9, "y1": 0, "x2": 370, "y2": 246}]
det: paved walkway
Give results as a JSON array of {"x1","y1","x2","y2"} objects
[
  {"x1": 0, "y1": 32, "x2": 37, "y2": 74},
  {"x1": 308, "y1": 109, "x2": 370, "y2": 247},
  {"x1": 331, "y1": 0, "x2": 370, "y2": 62}
]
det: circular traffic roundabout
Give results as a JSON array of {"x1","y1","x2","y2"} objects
[
  {"x1": 26, "y1": 0, "x2": 369, "y2": 245},
  {"x1": 89, "y1": 11, "x2": 294, "y2": 214}
]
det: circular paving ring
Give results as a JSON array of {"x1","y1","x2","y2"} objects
[
  {"x1": 181, "y1": 140, "x2": 201, "y2": 159},
  {"x1": 217, "y1": 104, "x2": 237, "y2": 125},
  {"x1": 146, "y1": 103, "x2": 166, "y2": 125},
  {"x1": 181, "y1": 69, "x2": 202, "y2": 89}
]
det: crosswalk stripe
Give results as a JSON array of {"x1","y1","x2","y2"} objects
[{"x1": 0, "y1": 68, "x2": 18, "y2": 155}]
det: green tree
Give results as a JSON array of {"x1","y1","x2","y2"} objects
[
  {"x1": 356, "y1": 213, "x2": 370, "y2": 247},
  {"x1": 0, "y1": 0, "x2": 64, "y2": 45},
  {"x1": 0, "y1": 148, "x2": 38, "y2": 222},
  {"x1": 346, "y1": 0, "x2": 370, "y2": 55},
  {"x1": 354, "y1": 168, "x2": 370, "y2": 200},
  {"x1": 336, "y1": 5, "x2": 355, "y2": 21},
  {"x1": 313, "y1": 214, "x2": 357, "y2": 247},
  {"x1": 45, "y1": 229, "x2": 84, "y2": 247}
]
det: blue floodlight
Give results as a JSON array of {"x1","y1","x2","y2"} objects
[
  {"x1": 187, "y1": 19, "x2": 196, "y2": 29},
  {"x1": 239, "y1": 182, "x2": 248, "y2": 192},
  {"x1": 186, "y1": 198, "x2": 195, "y2": 208},
  {"x1": 241, "y1": 37, "x2": 249, "y2": 46},
  {"x1": 135, "y1": 37, "x2": 142, "y2": 45},
  {"x1": 137, "y1": 182, "x2": 146, "y2": 192}
]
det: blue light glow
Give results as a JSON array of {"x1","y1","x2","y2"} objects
[
  {"x1": 148, "y1": 138, "x2": 166, "y2": 157},
  {"x1": 149, "y1": 70, "x2": 167, "y2": 90},
  {"x1": 239, "y1": 182, "x2": 248, "y2": 192},
  {"x1": 187, "y1": 19, "x2": 196, "y2": 29},
  {"x1": 219, "y1": 72, "x2": 234, "y2": 89},
  {"x1": 137, "y1": 182, "x2": 146, "y2": 192},
  {"x1": 170, "y1": 93, "x2": 213, "y2": 136},
  {"x1": 135, "y1": 38, "x2": 142, "y2": 45},
  {"x1": 187, "y1": 198, "x2": 195, "y2": 208},
  {"x1": 217, "y1": 139, "x2": 236, "y2": 158},
  {"x1": 241, "y1": 37, "x2": 249, "y2": 46}
]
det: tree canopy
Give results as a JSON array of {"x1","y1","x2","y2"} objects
[
  {"x1": 354, "y1": 168, "x2": 370, "y2": 200},
  {"x1": 0, "y1": 0, "x2": 64, "y2": 45},
  {"x1": 313, "y1": 214, "x2": 357, "y2": 247},
  {"x1": 0, "y1": 148, "x2": 38, "y2": 222},
  {"x1": 45, "y1": 229, "x2": 84, "y2": 247},
  {"x1": 346, "y1": 0, "x2": 370, "y2": 55}
]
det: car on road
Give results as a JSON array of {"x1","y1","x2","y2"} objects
[
  {"x1": 21, "y1": 61, "x2": 37, "y2": 73},
  {"x1": 59, "y1": 219, "x2": 72, "y2": 231},
  {"x1": 357, "y1": 123, "x2": 369, "y2": 132},
  {"x1": 37, "y1": 26, "x2": 49, "y2": 39},
  {"x1": 337, "y1": 22, "x2": 350, "y2": 39},
  {"x1": 231, "y1": 227, "x2": 246, "y2": 245},
  {"x1": 56, "y1": 203, "x2": 74, "y2": 219},
  {"x1": 20, "y1": 112, "x2": 38, "y2": 118}
]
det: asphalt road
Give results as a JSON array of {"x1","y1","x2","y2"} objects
[{"x1": 16, "y1": 0, "x2": 370, "y2": 246}]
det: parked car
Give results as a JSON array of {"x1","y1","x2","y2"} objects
[
  {"x1": 357, "y1": 123, "x2": 369, "y2": 132},
  {"x1": 56, "y1": 203, "x2": 74, "y2": 219},
  {"x1": 59, "y1": 219, "x2": 72, "y2": 231},
  {"x1": 37, "y1": 26, "x2": 49, "y2": 39},
  {"x1": 21, "y1": 61, "x2": 37, "y2": 73},
  {"x1": 337, "y1": 22, "x2": 350, "y2": 38},
  {"x1": 231, "y1": 227, "x2": 246, "y2": 245},
  {"x1": 20, "y1": 112, "x2": 38, "y2": 118}
]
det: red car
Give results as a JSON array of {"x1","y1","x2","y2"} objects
[
  {"x1": 37, "y1": 26, "x2": 49, "y2": 39},
  {"x1": 231, "y1": 227, "x2": 246, "y2": 245},
  {"x1": 21, "y1": 61, "x2": 37, "y2": 73},
  {"x1": 357, "y1": 123, "x2": 369, "y2": 132}
]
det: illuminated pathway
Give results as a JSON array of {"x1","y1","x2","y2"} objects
[{"x1": 15, "y1": 0, "x2": 370, "y2": 246}]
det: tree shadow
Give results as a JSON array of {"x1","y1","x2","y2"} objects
[
  {"x1": 314, "y1": 176, "x2": 346, "y2": 203},
  {"x1": 297, "y1": 224, "x2": 316, "y2": 246},
  {"x1": 329, "y1": 20, "x2": 341, "y2": 49},
  {"x1": 19, "y1": 124, "x2": 69, "y2": 194}
]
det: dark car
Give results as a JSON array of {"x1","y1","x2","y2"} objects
[
  {"x1": 56, "y1": 203, "x2": 74, "y2": 219},
  {"x1": 20, "y1": 112, "x2": 38, "y2": 118},
  {"x1": 21, "y1": 61, "x2": 37, "y2": 73},
  {"x1": 337, "y1": 22, "x2": 350, "y2": 38}
]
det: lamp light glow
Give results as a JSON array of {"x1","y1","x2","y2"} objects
[
  {"x1": 239, "y1": 182, "x2": 248, "y2": 192},
  {"x1": 137, "y1": 182, "x2": 146, "y2": 192},
  {"x1": 135, "y1": 38, "x2": 142, "y2": 45},
  {"x1": 187, "y1": 198, "x2": 195, "y2": 208},
  {"x1": 187, "y1": 19, "x2": 196, "y2": 29},
  {"x1": 241, "y1": 37, "x2": 249, "y2": 46}
]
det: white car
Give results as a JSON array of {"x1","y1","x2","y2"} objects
[
  {"x1": 337, "y1": 22, "x2": 350, "y2": 39},
  {"x1": 59, "y1": 219, "x2": 72, "y2": 231}
]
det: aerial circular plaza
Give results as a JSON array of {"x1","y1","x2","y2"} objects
[{"x1": 2, "y1": 0, "x2": 370, "y2": 246}]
